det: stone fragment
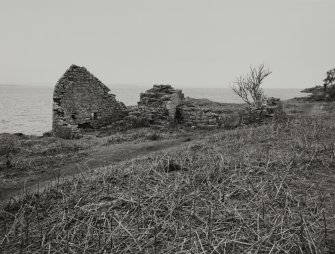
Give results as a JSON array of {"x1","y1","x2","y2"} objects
[{"x1": 265, "y1": 97, "x2": 284, "y2": 117}]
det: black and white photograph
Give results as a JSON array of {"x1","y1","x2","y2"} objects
[{"x1": 1, "y1": 0, "x2": 335, "y2": 253}]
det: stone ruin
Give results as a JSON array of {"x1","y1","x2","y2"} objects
[
  {"x1": 101, "y1": 84, "x2": 184, "y2": 131},
  {"x1": 137, "y1": 84, "x2": 184, "y2": 125},
  {"x1": 51, "y1": 65, "x2": 284, "y2": 138},
  {"x1": 176, "y1": 97, "x2": 284, "y2": 130},
  {"x1": 52, "y1": 65, "x2": 127, "y2": 138},
  {"x1": 177, "y1": 101, "x2": 240, "y2": 129},
  {"x1": 265, "y1": 97, "x2": 284, "y2": 117}
]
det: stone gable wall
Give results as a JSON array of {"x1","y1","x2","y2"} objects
[{"x1": 52, "y1": 65, "x2": 127, "y2": 138}]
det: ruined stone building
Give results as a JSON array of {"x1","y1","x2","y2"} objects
[
  {"x1": 51, "y1": 65, "x2": 283, "y2": 139},
  {"x1": 52, "y1": 65, "x2": 127, "y2": 138}
]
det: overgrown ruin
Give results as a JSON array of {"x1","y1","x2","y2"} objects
[{"x1": 52, "y1": 65, "x2": 283, "y2": 138}]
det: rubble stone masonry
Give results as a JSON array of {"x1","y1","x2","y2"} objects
[
  {"x1": 51, "y1": 65, "x2": 283, "y2": 138},
  {"x1": 138, "y1": 84, "x2": 184, "y2": 125},
  {"x1": 52, "y1": 65, "x2": 127, "y2": 138}
]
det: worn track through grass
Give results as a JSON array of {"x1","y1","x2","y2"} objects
[{"x1": 0, "y1": 134, "x2": 195, "y2": 201}]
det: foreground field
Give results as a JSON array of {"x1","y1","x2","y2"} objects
[
  {"x1": 1, "y1": 109, "x2": 335, "y2": 253},
  {"x1": 0, "y1": 127, "x2": 196, "y2": 198}
]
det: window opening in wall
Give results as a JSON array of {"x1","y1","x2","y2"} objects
[{"x1": 92, "y1": 112, "x2": 98, "y2": 120}]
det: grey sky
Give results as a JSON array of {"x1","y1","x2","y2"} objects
[{"x1": 0, "y1": 0, "x2": 334, "y2": 88}]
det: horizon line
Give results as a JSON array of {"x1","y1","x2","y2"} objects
[{"x1": 0, "y1": 83, "x2": 308, "y2": 90}]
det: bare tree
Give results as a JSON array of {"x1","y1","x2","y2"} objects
[{"x1": 232, "y1": 64, "x2": 271, "y2": 108}]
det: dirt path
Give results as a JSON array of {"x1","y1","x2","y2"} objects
[
  {"x1": 0, "y1": 135, "x2": 194, "y2": 201},
  {"x1": 296, "y1": 101, "x2": 327, "y2": 115}
]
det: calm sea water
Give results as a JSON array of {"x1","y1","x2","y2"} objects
[{"x1": 0, "y1": 84, "x2": 305, "y2": 135}]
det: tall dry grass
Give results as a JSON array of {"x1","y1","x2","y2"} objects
[{"x1": 1, "y1": 115, "x2": 335, "y2": 253}]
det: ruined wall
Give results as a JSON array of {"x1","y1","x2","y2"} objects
[
  {"x1": 137, "y1": 84, "x2": 184, "y2": 125},
  {"x1": 99, "y1": 84, "x2": 185, "y2": 132},
  {"x1": 52, "y1": 65, "x2": 127, "y2": 138},
  {"x1": 177, "y1": 101, "x2": 240, "y2": 129},
  {"x1": 177, "y1": 97, "x2": 284, "y2": 129}
]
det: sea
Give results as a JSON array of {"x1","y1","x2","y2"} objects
[{"x1": 0, "y1": 84, "x2": 306, "y2": 136}]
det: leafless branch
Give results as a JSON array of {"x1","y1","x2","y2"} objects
[{"x1": 232, "y1": 64, "x2": 271, "y2": 108}]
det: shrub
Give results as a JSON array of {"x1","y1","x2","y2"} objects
[{"x1": 232, "y1": 64, "x2": 271, "y2": 108}]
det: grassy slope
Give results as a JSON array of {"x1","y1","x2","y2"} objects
[
  {"x1": 1, "y1": 112, "x2": 335, "y2": 253},
  {"x1": 0, "y1": 128, "x2": 189, "y2": 193}
]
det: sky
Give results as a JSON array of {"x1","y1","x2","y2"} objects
[{"x1": 0, "y1": 0, "x2": 334, "y2": 88}]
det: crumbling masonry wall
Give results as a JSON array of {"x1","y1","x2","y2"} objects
[
  {"x1": 177, "y1": 101, "x2": 241, "y2": 129},
  {"x1": 178, "y1": 97, "x2": 284, "y2": 129},
  {"x1": 100, "y1": 85, "x2": 185, "y2": 131},
  {"x1": 52, "y1": 65, "x2": 284, "y2": 138},
  {"x1": 138, "y1": 84, "x2": 184, "y2": 125},
  {"x1": 52, "y1": 65, "x2": 127, "y2": 138}
]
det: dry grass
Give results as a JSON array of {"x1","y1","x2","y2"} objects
[
  {"x1": 0, "y1": 128, "x2": 183, "y2": 190},
  {"x1": 0, "y1": 135, "x2": 90, "y2": 182},
  {"x1": 1, "y1": 115, "x2": 335, "y2": 253},
  {"x1": 102, "y1": 128, "x2": 168, "y2": 145}
]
